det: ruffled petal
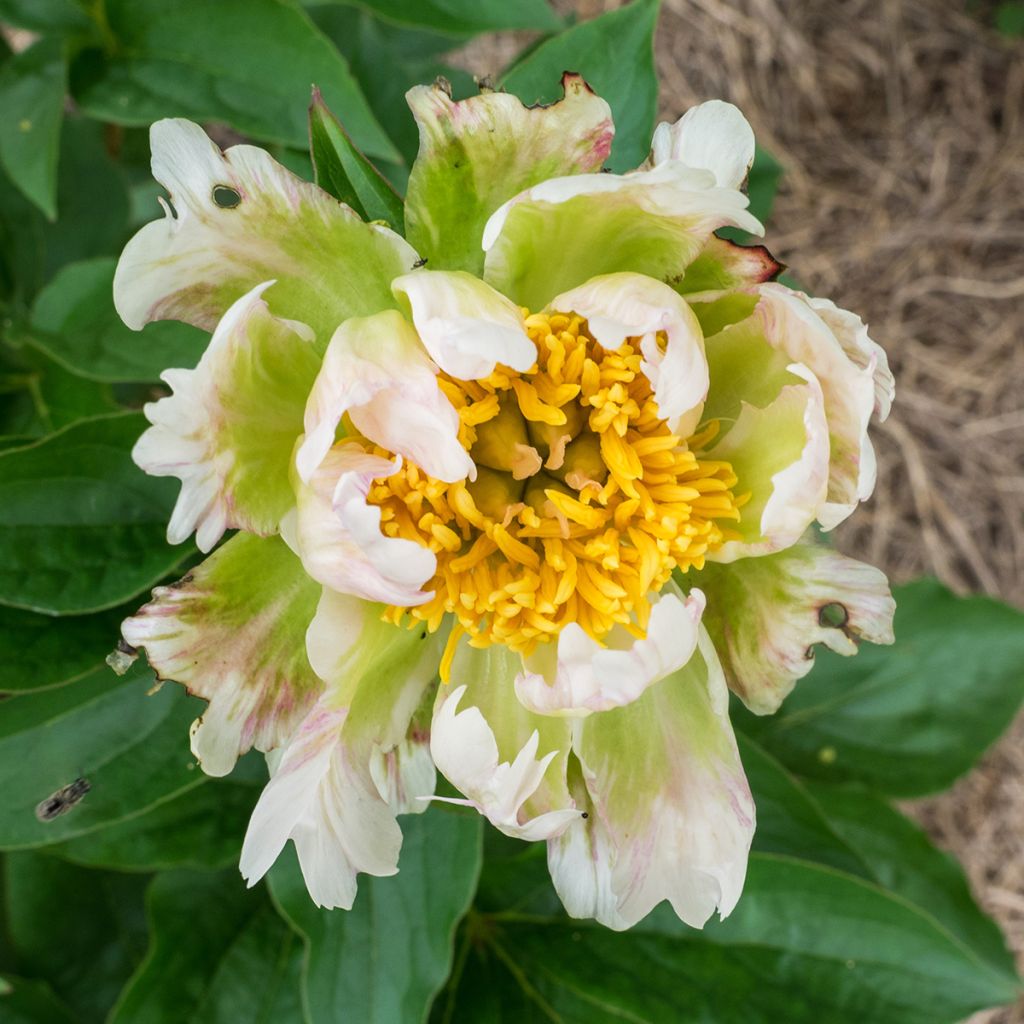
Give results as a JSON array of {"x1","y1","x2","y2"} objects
[
  {"x1": 548, "y1": 631, "x2": 754, "y2": 930},
  {"x1": 648, "y1": 100, "x2": 756, "y2": 189},
  {"x1": 392, "y1": 269, "x2": 536, "y2": 379},
  {"x1": 698, "y1": 542, "x2": 896, "y2": 714},
  {"x1": 708, "y1": 366, "x2": 830, "y2": 560},
  {"x1": 121, "y1": 533, "x2": 322, "y2": 777},
  {"x1": 295, "y1": 308, "x2": 472, "y2": 486},
  {"x1": 674, "y1": 235, "x2": 781, "y2": 301},
  {"x1": 240, "y1": 593, "x2": 444, "y2": 908},
  {"x1": 483, "y1": 160, "x2": 762, "y2": 309},
  {"x1": 429, "y1": 638, "x2": 579, "y2": 840},
  {"x1": 114, "y1": 119, "x2": 417, "y2": 341},
  {"x1": 757, "y1": 285, "x2": 889, "y2": 529},
  {"x1": 405, "y1": 73, "x2": 614, "y2": 275},
  {"x1": 132, "y1": 282, "x2": 320, "y2": 552},
  {"x1": 292, "y1": 443, "x2": 436, "y2": 606},
  {"x1": 515, "y1": 586, "x2": 705, "y2": 717},
  {"x1": 549, "y1": 272, "x2": 709, "y2": 435}
]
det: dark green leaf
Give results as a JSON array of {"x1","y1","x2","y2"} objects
[
  {"x1": 309, "y1": 5, "x2": 476, "y2": 174},
  {"x1": 0, "y1": 660, "x2": 203, "y2": 849},
  {"x1": 269, "y1": 808, "x2": 482, "y2": 1024},
  {"x1": 109, "y1": 869, "x2": 302, "y2": 1024},
  {"x1": 4, "y1": 852, "x2": 148, "y2": 1022},
  {"x1": 309, "y1": 89, "x2": 404, "y2": 229},
  {"x1": 746, "y1": 146, "x2": 783, "y2": 223},
  {"x1": 29, "y1": 257, "x2": 208, "y2": 382},
  {"x1": 0, "y1": 412, "x2": 188, "y2": 614},
  {"x1": 734, "y1": 580, "x2": 1024, "y2": 797},
  {"x1": 73, "y1": 0, "x2": 399, "y2": 161},
  {"x1": 0, "y1": 38, "x2": 66, "y2": 219},
  {"x1": 49, "y1": 776, "x2": 261, "y2": 872},
  {"x1": 0, "y1": 0, "x2": 93, "y2": 32},
  {"x1": 447, "y1": 853, "x2": 1017, "y2": 1024},
  {"x1": 996, "y1": 1, "x2": 1024, "y2": 36},
  {"x1": 0, "y1": 602, "x2": 129, "y2": 693},
  {"x1": 807, "y1": 782, "x2": 1019, "y2": 984},
  {"x1": 332, "y1": 0, "x2": 560, "y2": 35},
  {"x1": 502, "y1": 0, "x2": 660, "y2": 172},
  {"x1": 0, "y1": 974, "x2": 78, "y2": 1024}
]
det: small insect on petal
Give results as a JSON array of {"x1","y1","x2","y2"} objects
[{"x1": 36, "y1": 778, "x2": 91, "y2": 822}]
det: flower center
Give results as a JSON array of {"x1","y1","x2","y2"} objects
[{"x1": 363, "y1": 311, "x2": 745, "y2": 664}]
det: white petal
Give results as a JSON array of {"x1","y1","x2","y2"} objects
[
  {"x1": 293, "y1": 443, "x2": 436, "y2": 606},
  {"x1": 515, "y1": 587, "x2": 705, "y2": 717},
  {"x1": 548, "y1": 631, "x2": 754, "y2": 930},
  {"x1": 430, "y1": 685, "x2": 581, "y2": 841},
  {"x1": 296, "y1": 309, "x2": 472, "y2": 486},
  {"x1": 392, "y1": 269, "x2": 536, "y2": 379},
  {"x1": 648, "y1": 100, "x2": 756, "y2": 189},
  {"x1": 115, "y1": 119, "x2": 416, "y2": 341},
  {"x1": 549, "y1": 272, "x2": 709, "y2": 435},
  {"x1": 133, "y1": 281, "x2": 319, "y2": 552}
]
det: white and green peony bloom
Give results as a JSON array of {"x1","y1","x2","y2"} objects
[{"x1": 116, "y1": 74, "x2": 894, "y2": 930}]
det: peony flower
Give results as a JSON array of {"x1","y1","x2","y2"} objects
[{"x1": 114, "y1": 76, "x2": 895, "y2": 931}]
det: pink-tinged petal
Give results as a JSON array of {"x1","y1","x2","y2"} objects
[
  {"x1": 295, "y1": 308, "x2": 472, "y2": 486},
  {"x1": 757, "y1": 285, "x2": 890, "y2": 529},
  {"x1": 549, "y1": 272, "x2": 709, "y2": 435},
  {"x1": 114, "y1": 119, "x2": 417, "y2": 342},
  {"x1": 392, "y1": 269, "x2": 536, "y2": 379},
  {"x1": 240, "y1": 594, "x2": 444, "y2": 908},
  {"x1": 699, "y1": 542, "x2": 895, "y2": 714},
  {"x1": 674, "y1": 235, "x2": 782, "y2": 301},
  {"x1": 121, "y1": 533, "x2": 322, "y2": 777},
  {"x1": 431, "y1": 685, "x2": 582, "y2": 841},
  {"x1": 405, "y1": 72, "x2": 614, "y2": 275},
  {"x1": 293, "y1": 443, "x2": 436, "y2": 607},
  {"x1": 516, "y1": 587, "x2": 705, "y2": 717},
  {"x1": 648, "y1": 100, "x2": 756, "y2": 190},
  {"x1": 133, "y1": 282, "x2": 320, "y2": 553},
  {"x1": 239, "y1": 700, "x2": 400, "y2": 909},
  {"x1": 548, "y1": 631, "x2": 755, "y2": 930},
  {"x1": 482, "y1": 160, "x2": 762, "y2": 310}
]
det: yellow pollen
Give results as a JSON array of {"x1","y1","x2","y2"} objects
[{"x1": 363, "y1": 310, "x2": 744, "y2": 656}]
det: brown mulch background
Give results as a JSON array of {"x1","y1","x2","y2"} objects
[{"x1": 457, "y1": 1, "x2": 1024, "y2": 1019}]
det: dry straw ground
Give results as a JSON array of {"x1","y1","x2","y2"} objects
[{"x1": 458, "y1": 1, "x2": 1024, "y2": 1018}]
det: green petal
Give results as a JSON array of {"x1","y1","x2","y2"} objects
[
  {"x1": 404, "y1": 74, "x2": 613, "y2": 275},
  {"x1": 115, "y1": 119, "x2": 417, "y2": 342},
  {"x1": 673, "y1": 235, "x2": 781, "y2": 299},
  {"x1": 122, "y1": 533, "x2": 323, "y2": 777},
  {"x1": 696, "y1": 542, "x2": 895, "y2": 714},
  {"x1": 134, "y1": 284, "x2": 320, "y2": 552}
]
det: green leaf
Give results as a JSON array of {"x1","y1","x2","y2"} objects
[
  {"x1": 4, "y1": 852, "x2": 148, "y2": 1022},
  {"x1": 501, "y1": 0, "x2": 660, "y2": 172},
  {"x1": 0, "y1": 0, "x2": 94, "y2": 33},
  {"x1": 734, "y1": 579, "x2": 1024, "y2": 797},
  {"x1": 109, "y1": 869, "x2": 303, "y2": 1024},
  {"x1": 73, "y1": 0, "x2": 399, "y2": 161},
  {"x1": 446, "y1": 853, "x2": 1018, "y2": 1024},
  {"x1": 331, "y1": 0, "x2": 560, "y2": 35},
  {"x1": 269, "y1": 808, "x2": 483, "y2": 1024},
  {"x1": 0, "y1": 974, "x2": 78, "y2": 1024},
  {"x1": 807, "y1": 782, "x2": 1019, "y2": 984},
  {"x1": 0, "y1": 118, "x2": 130, "y2": 304},
  {"x1": 29, "y1": 257, "x2": 208, "y2": 382},
  {"x1": 747, "y1": 146, "x2": 783, "y2": 224},
  {"x1": 47, "y1": 775, "x2": 261, "y2": 872},
  {"x1": 0, "y1": 412, "x2": 188, "y2": 615},
  {"x1": 309, "y1": 5, "x2": 476, "y2": 175},
  {"x1": 0, "y1": 38, "x2": 66, "y2": 220},
  {"x1": 996, "y1": 1, "x2": 1024, "y2": 36},
  {"x1": 0, "y1": 602, "x2": 129, "y2": 693},
  {"x1": 309, "y1": 89, "x2": 404, "y2": 229},
  {"x1": 0, "y1": 660, "x2": 204, "y2": 849}
]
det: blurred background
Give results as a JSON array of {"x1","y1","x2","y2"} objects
[{"x1": 459, "y1": 2, "x2": 1024, "y2": 1019}]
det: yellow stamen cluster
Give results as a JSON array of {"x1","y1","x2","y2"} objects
[{"x1": 363, "y1": 311, "x2": 745, "y2": 657}]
